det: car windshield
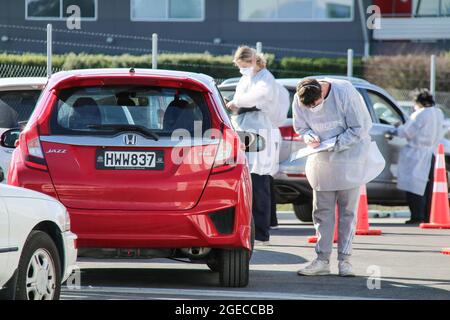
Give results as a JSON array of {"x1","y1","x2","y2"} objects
[
  {"x1": 50, "y1": 86, "x2": 211, "y2": 136},
  {"x1": 0, "y1": 90, "x2": 41, "y2": 128}
]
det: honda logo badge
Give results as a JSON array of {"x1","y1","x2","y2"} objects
[{"x1": 124, "y1": 134, "x2": 137, "y2": 145}]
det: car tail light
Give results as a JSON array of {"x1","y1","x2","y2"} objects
[
  {"x1": 287, "y1": 173, "x2": 307, "y2": 178},
  {"x1": 20, "y1": 125, "x2": 47, "y2": 171},
  {"x1": 279, "y1": 126, "x2": 301, "y2": 141},
  {"x1": 212, "y1": 126, "x2": 240, "y2": 174}
]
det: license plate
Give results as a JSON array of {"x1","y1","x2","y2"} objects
[{"x1": 96, "y1": 150, "x2": 164, "y2": 170}]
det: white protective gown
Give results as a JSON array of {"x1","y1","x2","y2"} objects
[
  {"x1": 231, "y1": 68, "x2": 280, "y2": 176},
  {"x1": 292, "y1": 78, "x2": 373, "y2": 191},
  {"x1": 396, "y1": 107, "x2": 444, "y2": 195}
]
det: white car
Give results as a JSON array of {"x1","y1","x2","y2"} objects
[
  {"x1": 0, "y1": 78, "x2": 47, "y2": 183},
  {"x1": 0, "y1": 184, "x2": 77, "y2": 300}
]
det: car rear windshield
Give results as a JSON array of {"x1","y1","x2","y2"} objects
[
  {"x1": 50, "y1": 86, "x2": 211, "y2": 136},
  {"x1": 0, "y1": 90, "x2": 41, "y2": 128}
]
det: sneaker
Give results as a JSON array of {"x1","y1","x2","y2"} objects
[
  {"x1": 270, "y1": 225, "x2": 279, "y2": 230},
  {"x1": 338, "y1": 261, "x2": 355, "y2": 277},
  {"x1": 297, "y1": 259, "x2": 331, "y2": 276},
  {"x1": 254, "y1": 240, "x2": 270, "y2": 246}
]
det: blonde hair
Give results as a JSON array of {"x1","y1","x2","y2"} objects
[{"x1": 233, "y1": 46, "x2": 267, "y2": 69}]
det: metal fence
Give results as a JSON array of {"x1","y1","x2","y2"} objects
[{"x1": 0, "y1": 63, "x2": 60, "y2": 78}]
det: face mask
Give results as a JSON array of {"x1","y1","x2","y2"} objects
[
  {"x1": 309, "y1": 101, "x2": 324, "y2": 113},
  {"x1": 239, "y1": 67, "x2": 254, "y2": 77}
]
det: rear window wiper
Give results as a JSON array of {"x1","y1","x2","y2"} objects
[{"x1": 88, "y1": 124, "x2": 160, "y2": 141}]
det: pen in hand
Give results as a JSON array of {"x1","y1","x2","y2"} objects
[{"x1": 304, "y1": 134, "x2": 321, "y2": 149}]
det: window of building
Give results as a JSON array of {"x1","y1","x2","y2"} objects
[
  {"x1": 239, "y1": 0, "x2": 354, "y2": 22},
  {"x1": 26, "y1": 0, "x2": 97, "y2": 20},
  {"x1": 131, "y1": 0, "x2": 204, "y2": 21}
]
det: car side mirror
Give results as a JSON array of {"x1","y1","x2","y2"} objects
[
  {"x1": 237, "y1": 131, "x2": 266, "y2": 152},
  {"x1": 1, "y1": 128, "x2": 21, "y2": 149}
]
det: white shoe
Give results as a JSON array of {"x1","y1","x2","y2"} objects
[
  {"x1": 338, "y1": 261, "x2": 355, "y2": 277},
  {"x1": 270, "y1": 225, "x2": 279, "y2": 230},
  {"x1": 297, "y1": 259, "x2": 331, "y2": 276},
  {"x1": 254, "y1": 240, "x2": 270, "y2": 246}
]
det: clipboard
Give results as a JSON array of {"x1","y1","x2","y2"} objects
[{"x1": 289, "y1": 137, "x2": 337, "y2": 161}]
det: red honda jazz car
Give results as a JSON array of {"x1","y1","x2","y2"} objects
[{"x1": 8, "y1": 68, "x2": 254, "y2": 287}]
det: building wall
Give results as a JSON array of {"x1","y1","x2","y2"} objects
[{"x1": 0, "y1": 0, "x2": 366, "y2": 57}]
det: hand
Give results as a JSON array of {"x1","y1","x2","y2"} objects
[
  {"x1": 226, "y1": 101, "x2": 239, "y2": 113},
  {"x1": 304, "y1": 134, "x2": 321, "y2": 148}
]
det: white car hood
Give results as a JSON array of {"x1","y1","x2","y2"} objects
[{"x1": 0, "y1": 184, "x2": 57, "y2": 202}]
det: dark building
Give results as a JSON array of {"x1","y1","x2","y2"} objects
[{"x1": 0, "y1": 0, "x2": 448, "y2": 58}]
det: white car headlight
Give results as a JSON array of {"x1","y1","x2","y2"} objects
[{"x1": 64, "y1": 210, "x2": 71, "y2": 231}]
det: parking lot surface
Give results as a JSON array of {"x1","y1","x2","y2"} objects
[{"x1": 61, "y1": 212, "x2": 450, "y2": 300}]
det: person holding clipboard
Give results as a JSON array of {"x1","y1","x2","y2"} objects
[{"x1": 293, "y1": 78, "x2": 373, "y2": 277}]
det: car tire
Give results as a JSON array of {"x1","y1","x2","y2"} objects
[
  {"x1": 294, "y1": 202, "x2": 313, "y2": 222},
  {"x1": 15, "y1": 231, "x2": 62, "y2": 300},
  {"x1": 218, "y1": 248, "x2": 250, "y2": 288},
  {"x1": 207, "y1": 217, "x2": 254, "y2": 274},
  {"x1": 0, "y1": 270, "x2": 17, "y2": 300}
]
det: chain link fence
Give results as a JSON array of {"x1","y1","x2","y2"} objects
[{"x1": 0, "y1": 63, "x2": 60, "y2": 78}]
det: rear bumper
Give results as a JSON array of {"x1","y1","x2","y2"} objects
[
  {"x1": 70, "y1": 208, "x2": 250, "y2": 250},
  {"x1": 273, "y1": 177, "x2": 312, "y2": 204},
  {"x1": 62, "y1": 231, "x2": 78, "y2": 282},
  {"x1": 68, "y1": 166, "x2": 253, "y2": 251}
]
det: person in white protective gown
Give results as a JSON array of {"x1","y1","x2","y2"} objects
[
  {"x1": 395, "y1": 89, "x2": 444, "y2": 224},
  {"x1": 226, "y1": 46, "x2": 280, "y2": 245},
  {"x1": 293, "y1": 78, "x2": 372, "y2": 277}
]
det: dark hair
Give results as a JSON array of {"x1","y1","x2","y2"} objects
[
  {"x1": 297, "y1": 79, "x2": 322, "y2": 107},
  {"x1": 412, "y1": 88, "x2": 435, "y2": 108}
]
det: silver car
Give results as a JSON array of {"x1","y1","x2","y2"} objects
[{"x1": 219, "y1": 76, "x2": 450, "y2": 222}]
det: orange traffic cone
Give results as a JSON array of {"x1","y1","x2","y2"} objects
[
  {"x1": 420, "y1": 144, "x2": 450, "y2": 229},
  {"x1": 442, "y1": 248, "x2": 450, "y2": 255},
  {"x1": 308, "y1": 205, "x2": 338, "y2": 244},
  {"x1": 356, "y1": 185, "x2": 382, "y2": 235}
]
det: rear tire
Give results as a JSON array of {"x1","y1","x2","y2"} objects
[
  {"x1": 218, "y1": 248, "x2": 250, "y2": 287},
  {"x1": 207, "y1": 218, "x2": 254, "y2": 274},
  {"x1": 294, "y1": 202, "x2": 313, "y2": 222},
  {"x1": 15, "y1": 231, "x2": 61, "y2": 300}
]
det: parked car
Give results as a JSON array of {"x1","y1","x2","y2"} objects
[
  {"x1": 0, "y1": 179, "x2": 77, "y2": 300},
  {"x1": 8, "y1": 68, "x2": 254, "y2": 287},
  {"x1": 0, "y1": 78, "x2": 47, "y2": 183},
  {"x1": 219, "y1": 76, "x2": 450, "y2": 222}
]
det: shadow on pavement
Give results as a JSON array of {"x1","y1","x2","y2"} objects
[
  {"x1": 250, "y1": 249, "x2": 308, "y2": 265},
  {"x1": 69, "y1": 267, "x2": 450, "y2": 300}
]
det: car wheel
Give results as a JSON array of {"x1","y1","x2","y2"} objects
[
  {"x1": 207, "y1": 218, "x2": 254, "y2": 273},
  {"x1": 294, "y1": 202, "x2": 313, "y2": 222},
  {"x1": 218, "y1": 248, "x2": 250, "y2": 287},
  {"x1": 15, "y1": 231, "x2": 61, "y2": 300}
]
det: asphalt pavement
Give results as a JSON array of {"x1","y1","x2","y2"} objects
[{"x1": 61, "y1": 212, "x2": 450, "y2": 300}]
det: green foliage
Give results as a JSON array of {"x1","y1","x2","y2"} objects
[{"x1": 0, "y1": 52, "x2": 448, "y2": 91}]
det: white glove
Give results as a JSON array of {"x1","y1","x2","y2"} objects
[{"x1": 303, "y1": 133, "x2": 320, "y2": 144}]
